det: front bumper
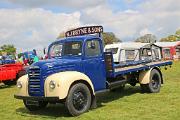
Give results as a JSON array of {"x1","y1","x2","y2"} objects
[{"x1": 14, "y1": 94, "x2": 59, "y2": 101}]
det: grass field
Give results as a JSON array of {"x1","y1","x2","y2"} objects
[{"x1": 0, "y1": 62, "x2": 180, "y2": 120}]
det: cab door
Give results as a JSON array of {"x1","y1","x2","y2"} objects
[{"x1": 83, "y1": 39, "x2": 106, "y2": 91}]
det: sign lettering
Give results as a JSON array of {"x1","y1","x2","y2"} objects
[{"x1": 65, "y1": 26, "x2": 103, "y2": 37}]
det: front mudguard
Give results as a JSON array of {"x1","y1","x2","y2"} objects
[{"x1": 44, "y1": 71, "x2": 95, "y2": 100}]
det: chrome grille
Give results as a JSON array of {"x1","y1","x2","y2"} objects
[{"x1": 28, "y1": 66, "x2": 42, "y2": 96}]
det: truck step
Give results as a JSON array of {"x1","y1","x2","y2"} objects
[
  {"x1": 95, "y1": 89, "x2": 110, "y2": 96},
  {"x1": 107, "y1": 80, "x2": 127, "y2": 89}
]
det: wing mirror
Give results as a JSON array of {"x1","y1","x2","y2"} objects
[{"x1": 43, "y1": 48, "x2": 46, "y2": 55}]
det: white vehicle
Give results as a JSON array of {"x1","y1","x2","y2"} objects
[{"x1": 104, "y1": 42, "x2": 162, "y2": 63}]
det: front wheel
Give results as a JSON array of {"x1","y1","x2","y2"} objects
[
  {"x1": 65, "y1": 83, "x2": 92, "y2": 116},
  {"x1": 23, "y1": 100, "x2": 48, "y2": 111},
  {"x1": 140, "y1": 69, "x2": 162, "y2": 93}
]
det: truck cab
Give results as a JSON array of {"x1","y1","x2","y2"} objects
[{"x1": 29, "y1": 35, "x2": 107, "y2": 96}]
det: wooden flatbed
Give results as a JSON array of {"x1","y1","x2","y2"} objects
[{"x1": 111, "y1": 60, "x2": 172, "y2": 77}]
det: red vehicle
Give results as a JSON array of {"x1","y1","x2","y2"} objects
[
  {"x1": 0, "y1": 62, "x2": 25, "y2": 85},
  {"x1": 155, "y1": 41, "x2": 180, "y2": 60}
]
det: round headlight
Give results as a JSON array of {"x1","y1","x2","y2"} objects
[
  {"x1": 49, "y1": 80, "x2": 56, "y2": 89},
  {"x1": 17, "y1": 81, "x2": 22, "y2": 88}
]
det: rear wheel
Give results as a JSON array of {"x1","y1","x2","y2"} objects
[
  {"x1": 23, "y1": 100, "x2": 48, "y2": 111},
  {"x1": 65, "y1": 83, "x2": 92, "y2": 116},
  {"x1": 140, "y1": 69, "x2": 161, "y2": 93}
]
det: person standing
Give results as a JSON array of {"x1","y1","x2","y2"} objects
[{"x1": 33, "y1": 55, "x2": 39, "y2": 63}]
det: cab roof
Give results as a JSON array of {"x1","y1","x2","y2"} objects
[{"x1": 53, "y1": 35, "x2": 101, "y2": 44}]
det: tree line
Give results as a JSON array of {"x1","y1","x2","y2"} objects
[
  {"x1": 0, "y1": 44, "x2": 16, "y2": 57},
  {"x1": 135, "y1": 29, "x2": 180, "y2": 43}
]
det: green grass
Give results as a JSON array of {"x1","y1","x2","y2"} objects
[{"x1": 0, "y1": 62, "x2": 180, "y2": 120}]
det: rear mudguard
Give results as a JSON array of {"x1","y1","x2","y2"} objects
[{"x1": 139, "y1": 67, "x2": 163, "y2": 84}]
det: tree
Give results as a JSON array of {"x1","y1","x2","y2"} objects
[
  {"x1": 135, "y1": 34, "x2": 157, "y2": 43},
  {"x1": 57, "y1": 31, "x2": 65, "y2": 39},
  {"x1": 102, "y1": 32, "x2": 121, "y2": 45},
  {"x1": 160, "y1": 29, "x2": 180, "y2": 42},
  {"x1": 0, "y1": 44, "x2": 16, "y2": 56},
  {"x1": 175, "y1": 29, "x2": 180, "y2": 40},
  {"x1": 160, "y1": 35, "x2": 177, "y2": 42}
]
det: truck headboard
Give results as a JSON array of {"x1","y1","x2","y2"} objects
[{"x1": 104, "y1": 52, "x2": 114, "y2": 77}]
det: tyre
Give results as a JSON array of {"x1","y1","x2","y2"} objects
[
  {"x1": 23, "y1": 100, "x2": 48, "y2": 111},
  {"x1": 65, "y1": 83, "x2": 92, "y2": 116},
  {"x1": 140, "y1": 69, "x2": 162, "y2": 93}
]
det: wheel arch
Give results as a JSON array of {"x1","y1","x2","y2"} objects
[
  {"x1": 44, "y1": 71, "x2": 95, "y2": 100},
  {"x1": 139, "y1": 67, "x2": 163, "y2": 84},
  {"x1": 69, "y1": 80, "x2": 94, "y2": 97}
]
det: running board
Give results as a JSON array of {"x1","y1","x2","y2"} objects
[
  {"x1": 107, "y1": 80, "x2": 127, "y2": 89},
  {"x1": 94, "y1": 80, "x2": 127, "y2": 96},
  {"x1": 95, "y1": 89, "x2": 110, "y2": 96}
]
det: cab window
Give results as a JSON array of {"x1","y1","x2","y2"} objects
[{"x1": 85, "y1": 40, "x2": 101, "y2": 57}]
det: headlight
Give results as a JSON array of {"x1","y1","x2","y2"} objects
[
  {"x1": 49, "y1": 80, "x2": 56, "y2": 89},
  {"x1": 17, "y1": 81, "x2": 22, "y2": 88}
]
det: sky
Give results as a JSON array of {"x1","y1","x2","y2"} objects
[{"x1": 0, "y1": 0, "x2": 180, "y2": 55}]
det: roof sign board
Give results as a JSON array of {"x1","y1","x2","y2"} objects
[{"x1": 65, "y1": 26, "x2": 103, "y2": 37}]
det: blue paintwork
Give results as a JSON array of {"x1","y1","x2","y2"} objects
[
  {"x1": 29, "y1": 58, "x2": 83, "y2": 96},
  {"x1": 28, "y1": 34, "x2": 173, "y2": 97},
  {"x1": 82, "y1": 38, "x2": 106, "y2": 91},
  {"x1": 29, "y1": 35, "x2": 107, "y2": 96}
]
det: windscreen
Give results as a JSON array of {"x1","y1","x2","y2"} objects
[{"x1": 49, "y1": 41, "x2": 82, "y2": 58}]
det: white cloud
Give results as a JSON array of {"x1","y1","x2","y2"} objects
[
  {"x1": 139, "y1": 0, "x2": 180, "y2": 12},
  {"x1": 3, "y1": 0, "x2": 104, "y2": 9},
  {"x1": 81, "y1": 0, "x2": 180, "y2": 41},
  {"x1": 81, "y1": 5, "x2": 147, "y2": 40},
  {"x1": 0, "y1": 8, "x2": 81, "y2": 54},
  {"x1": 139, "y1": 28, "x2": 153, "y2": 36}
]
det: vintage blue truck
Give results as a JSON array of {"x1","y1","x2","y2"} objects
[{"x1": 14, "y1": 26, "x2": 172, "y2": 116}]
